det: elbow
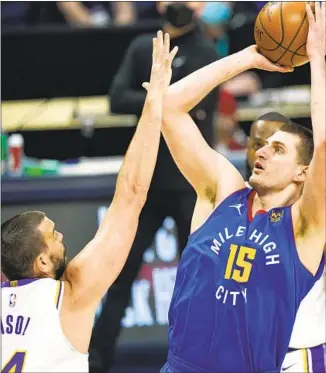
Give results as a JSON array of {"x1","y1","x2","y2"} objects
[
  {"x1": 132, "y1": 183, "x2": 148, "y2": 206},
  {"x1": 163, "y1": 95, "x2": 177, "y2": 113},
  {"x1": 163, "y1": 91, "x2": 188, "y2": 115},
  {"x1": 117, "y1": 179, "x2": 148, "y2": 208}
]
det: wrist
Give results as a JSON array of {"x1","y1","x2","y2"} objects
[
  {"x1": 144, "y1": 93, "x2": 163, "y2": 110},
  {"x1": 239, "y1": 47, "x2": 257, "y2": 71}
]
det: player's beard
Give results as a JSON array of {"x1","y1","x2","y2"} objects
[
  {"x1": 248, "y1": 173, "x2": 274, "y2": 195},
  {"x1": 52, "y1": 243, "x2": 68, "y2": 280}
]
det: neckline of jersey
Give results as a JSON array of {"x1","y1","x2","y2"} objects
[
  {"x1": 1, "y1": 278, "x2": 41, "y2": 288},
  {"x1": 247, "y1": 189, "x2": 267, "y2": 222}
]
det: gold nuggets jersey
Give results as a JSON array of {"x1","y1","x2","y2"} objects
[{"x1": 1, "y1": 278, "x2": 88, "y2": 372}]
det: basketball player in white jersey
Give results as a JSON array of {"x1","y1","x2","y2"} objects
[
  {"x1": 1, "y1": 31, "x2": 178, "y2": 373},
  {"x1": 247, "y1": 114, "x2": 326, "y2": 372}
]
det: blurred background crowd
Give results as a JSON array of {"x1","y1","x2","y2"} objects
[{"x1": 1, "y1": 2, "x2": 313, "y2": 373}]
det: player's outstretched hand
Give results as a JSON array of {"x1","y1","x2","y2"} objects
[
  {"x1": 142, "y1": 31, "x2": 178, "y2": 95},
  {"x1": 306, "y1": 2, "x2": 326, "y2": 59},
  {"x1": 244, "y1": 45, "x2": 294, "y2": 73}
]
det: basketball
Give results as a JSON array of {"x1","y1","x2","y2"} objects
[{"x1": 254, "y1": 2, "x2": 314, "y2": 67}]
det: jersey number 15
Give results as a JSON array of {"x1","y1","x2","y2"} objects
[{"x1": 224, "y1": 244, "x2": 256, "y2": 283}]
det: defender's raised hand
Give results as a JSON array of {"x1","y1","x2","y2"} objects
[{"x1": 143, "y1": 31, "x2": 178, "y2": 95}]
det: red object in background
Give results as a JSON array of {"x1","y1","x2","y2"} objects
[
  {"x1": 1, "y1": 272, "x2": 8, "y2": 282},
  {"x1": 218, "y1": 89, "x2": 237, "y2": 116},
  {"x1": 217, "y1": 89, "x2": 246, "y2": 151},
  {"x1": 8, "y1": 134, "x2": 24, "y2": 176},
  {"x1": 9, "y1": 146, "x2": 23, "y2": 172}
]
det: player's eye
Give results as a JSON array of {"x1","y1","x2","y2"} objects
[
  {"x1": 253, "y1": 143, "x2": 264, "y2": 151},
  {"x1": 275, "y1": 147, "x2": 284, "y2": 154}
]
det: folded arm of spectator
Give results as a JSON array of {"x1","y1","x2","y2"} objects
[{"x1": 109, "y1": 37, "x2": 148, "y2": 116}]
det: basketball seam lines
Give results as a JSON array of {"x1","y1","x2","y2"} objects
[
  {"x1": 257, "y1": 3, "x2": 285, "y2": 52},
  {"x1": 275, "y1": 13, "x2": 308, "y2": 64},
  {"x1": 257, "y1": 4, "x2": 308, "y2": 61},
  {"x1": 291, "y1": 42, "x2": 307, "y2": 65},
  {"x1": 291, "y1": 18, "x2": 310, "y2": 64},
  {"x1": 258, "y1": 14, "x2": 282, "y2": 52},
  {"x1": 280, "y1": 2, "x2": 285, "y2": 46},
  {"x1": 258, "y1": 44, "x2": 307, "y2": 59}
]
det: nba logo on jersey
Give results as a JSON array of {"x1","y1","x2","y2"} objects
[
  {"x1": 270, "y1": 209, "x2": 284, "y2": 223},
  {"x1": 9, "y1": 293, "x2": 16, "y2": 307}
]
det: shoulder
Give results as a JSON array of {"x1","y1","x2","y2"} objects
[
  {"x1": 218, "y1": 187, "x2": 251, "y2": 209},
  {"x1": 129, "y1": 33, "x2": 154, "y2": 51}
]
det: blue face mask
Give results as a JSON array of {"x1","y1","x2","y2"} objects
[{"x1": 200, "y1": 2, "x2": 232, "y2": 26}]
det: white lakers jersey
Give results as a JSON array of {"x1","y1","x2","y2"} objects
[
  {"x1": 1, "y1": 278, "x2": 88, "y2": 372},
  {"x1": 289, "y1": 268, "x2": 326, "y2": 348}
]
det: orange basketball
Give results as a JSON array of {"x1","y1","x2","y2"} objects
[{"x1": 254, "y1": 2, "x2": 314, "y2": 67}]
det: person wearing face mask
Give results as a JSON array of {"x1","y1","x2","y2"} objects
[
  {"x1": 200, "y1": 1, "x2": 232, "y2": 58},
  {"x1": 88, "y1": 3, "x2": 219, "y2": 373}
]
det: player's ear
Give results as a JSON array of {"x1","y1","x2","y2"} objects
[
  {"x1": 34, "y1": 252, "x2": 51, "y2": 276},
  {"x1": 294, "y1": 165, "x2": 308, "y2": 182}
]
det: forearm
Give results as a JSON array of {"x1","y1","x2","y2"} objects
[
  {"x1": 310, "y1": 56, "x2": 326, "y2": 144},
  {"x1": 115, "y1": 94, "x2": 162, "y2": 203},
  {"x1": 165, "y1": 49, "x2": 253, "y2": 113},
  {"x1": 57, "y1": 2, "x2": 92, "y2": 26},
  {"x1": 113, "y1": 1, "x2": 136, "y2": 24}
]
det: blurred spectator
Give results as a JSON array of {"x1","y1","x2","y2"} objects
[
  {"x1": 200, "y1": 1, "x2": 232, "y2": 57},
  {"x1": 221, "y1": 71, "x2": 262, "y2": 97},
  {"x1": 135, "y1": 1, "x2": 160, "y2": 21},
  {"x1": 1, "y1": 2, "x2": 39, "y2": 27},
  {"x1": 1, "y1": 2, "x2": 137, "y2": 28},
  {"x1": 88, "y1": 2, "x2": 219, "y2": 373},
  {"x1": 50, "y1": 2, "x2": 136, "y2": 27},
  {"x1": 215, "y1": 89, "x2": 246, "y2": 154}
]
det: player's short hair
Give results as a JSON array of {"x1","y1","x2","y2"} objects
[
  {"x1": 280, "y1": 122, "x2": 314, "y2": 165},
  {"x1": 1, "y1": 211, "x2": 46, "y2": 281},
  {"x1": 255, "y1": 111, "x2": 292, "y2": 124}
]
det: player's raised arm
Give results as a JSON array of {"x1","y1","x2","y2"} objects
[
  {"x1": 295, "y1": 2, "x2": 326, "y2": 272},
  {"x1": 64, "y1": 32, "x2": 178, "y2": 308},
  {"x1": 161, "y1": 46, "x2": 292, "y2": 210}
]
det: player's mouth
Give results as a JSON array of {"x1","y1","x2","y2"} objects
[{"x1": 253, "y1": 161, "x2": 265, "y2": 171}]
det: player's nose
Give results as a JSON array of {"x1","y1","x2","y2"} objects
[{"x1": 255, "y1": 145, "x2": 268, "y2": 159}]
